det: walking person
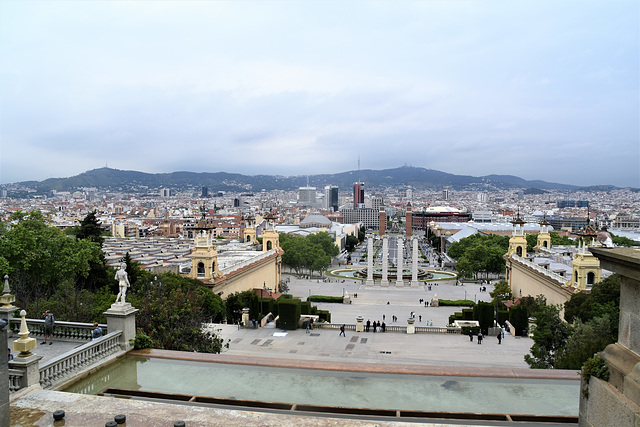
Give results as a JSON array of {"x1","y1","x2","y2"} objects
[
  {"x1": 42, "y1": 310, "x2": 55, "y2": 345},
  {"x1": 477, "y1": 331, "x2": 483, "y2": 345},
  {"x1": 339, "y1": 324, "x2": 346, "y2": 337},
  {"x1": 497, "y1": 333, "x2": 502, "y2": 344}
]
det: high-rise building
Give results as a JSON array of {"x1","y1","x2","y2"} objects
[
  {"x1": 298, "y1": 187, "x2": 317, "y2": 206},
  {"x1": 442, "y1": 189, "x2": 450, "y2": 201},
  {"x1": 324, "y1": 185, "x2": 339, "y2": 211},
  {"x1": 353, "y1": 182, "x2": 365, "y2": 209},
  {"x1": 201, "y1": 187, "x2": 209, "y2": 198},
  {"x1": 160, "y1": 188, "x2": 174, "y2": 198}
]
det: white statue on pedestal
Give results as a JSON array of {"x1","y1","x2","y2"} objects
[{"x1": 115, "y1": 263, "x2": 131, "y2": 304}]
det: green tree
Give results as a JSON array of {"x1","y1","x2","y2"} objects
[
  {"x1": 564, "y1": 274, "x2": 620, "y2": 335},
  {"x1": 75, "y1": 210, "x2": 111, "y2": 292},
  {"x1": 449, "y1": 234, "x2": 509, "y2": 279},
  {"x1": 280, "y1": 232, "x2": 339, "y2": 277},
  {"x1": 526, "y1": 234, "x2": 538, "y2": 253},
  {"x1": 129, "y1": 273, "x2": 226, "y2": 353},
  {"x1": 490, "y1": 280, "x2": 512, "y2": 302},
  {"x1": 75, "y1": 210, "x2": 105, "y2": 246},
  {"x1": 225, "y1": 290, "x2": 259, "y2": 323},
  {"x1": 555, "y1": 316, "x2": 614, "y2": 369},
  {"x1": 610, "y1": 233, "x2": 640, "y2": 247},
  {"x1": 525, "y1": 304, "x2": 572, "y2": 369},
  {"x1": 550, "y1": 232, "x2": 576, "y2": 246},
  {"x1": 0, "y1": 211, "x2": 102, "y2": 306},
  {"x1": 345, "y1": 235, "x2": 359, "y2": 252}
]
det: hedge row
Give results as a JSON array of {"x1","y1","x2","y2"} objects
[
  {"x1": 307, "y1": 295, "x2": 344, "y2": 303},
  {"x1": 438, "y1": 299, "x2": 476, "y2": 307}
]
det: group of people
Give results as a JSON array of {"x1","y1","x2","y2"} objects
[
  {"x1": 365, "y1": 319, "x2": 385, "y2": 333},
  {"x1": 39, "y1": 309, "x2": 103, "y2": 346},
  {"x1": 469, "y1": 327, "x2": 505, "y2": 345}
]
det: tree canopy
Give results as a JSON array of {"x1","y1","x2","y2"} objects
[
  {"x1": 279, "y1": 231, "x2": 339, "y2": 276},
  {"x1": 448, "y1": 234, "x2": 509, "y2": 279},
  {"x1": 0, "y1": 211, "x2": 102, "y2": 305},
  {"x1": 524, "y1": 303, "x2": 572, "y2": 369}
]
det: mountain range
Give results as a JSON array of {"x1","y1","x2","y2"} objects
[{"x1": 6, "y1": 166, "x2": 620, "y2": 195}]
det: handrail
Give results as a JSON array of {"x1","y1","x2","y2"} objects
[
  {"x1": 39, "y1": 330, "x2": 123, "y2": 390},
  {"x1": 512, "y1": 255, "x2": 567, "y2": 285},
  {"x1": 9, "y1": 318, "x2": 108, "y2": 341}
]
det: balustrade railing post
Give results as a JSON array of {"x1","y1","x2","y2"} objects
[{"x1": 104, "y1": 302, "x2": 138, "y2": 351}]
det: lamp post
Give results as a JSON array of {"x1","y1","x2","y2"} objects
[{"x1": 260, "y1": 281, "x2": 265, "y2": 320}]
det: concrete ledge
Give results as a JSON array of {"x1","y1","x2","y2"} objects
[{"x1": 579, "y1": 377, "x2": 640, "y2": 427}]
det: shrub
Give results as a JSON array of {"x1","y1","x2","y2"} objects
[
  {"x1": 300, "y1": 301, "x2": 311, "y2": 315},
  {"x1": 438, "y1": 299, "x2": 476, "y2": 307},
  {"x1": 318, "y1": 310, "x2": 331, "y2": 323},
  {"x1": 308, "y1": 295, "x2": 344, "y2": 303},
  {"x1": 131, "y1": 332, "x2": 153, "y2": 350},
  {"x1": 474, "y1": 302, "x2": 494, "y2": 334},
  {"x1": 580, "y1": 355, "x2": 610, "y2": 398},
  {"x1": 509, "y1": 305, "x2": 529, "y2": 336},
  {"x1": 276, "y1": 298, "x2": 301, "y2": 330}
]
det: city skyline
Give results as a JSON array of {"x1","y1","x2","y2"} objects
[{"x1": 1, "y1": 1, "x2": 638, "y2": 187}]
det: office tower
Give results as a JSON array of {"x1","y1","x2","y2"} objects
[
  {"x1": 298, "y1": 187, "x2": 317, "y2": 206},
  {"x1": 324, "y1": 185, "x2": 339, "y2": 211},
  {"x1": 354, "y1": 182, "x2": 365, "y2": 209},
  {"x1": 201, "y1": 187, "x2": 209, "y2": 198}
]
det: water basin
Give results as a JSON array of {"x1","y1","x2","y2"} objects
[{"x1": 64, "y1": 355, "x2": 579, "y2": 416}]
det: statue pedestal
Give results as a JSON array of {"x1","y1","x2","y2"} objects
[
  {"x1": 395, "y1": 280, "x2": 404, "y2": 287},
  {"x1": 406, "y1": 318, "x2": 415, "y2": 334},
  {"x1": 355, "y1": 316, "x2": 365, "y2": 333},
  {"x1": 380, "y1": 280, "x2": 389, "y2": 287},
  {"x1": 105, "y1": 303, "x2": 138, "y2": 352},
  {"x1": 365, "y1": 280, "x2": 375, "y2": 286}
]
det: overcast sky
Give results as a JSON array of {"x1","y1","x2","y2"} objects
[{"x1": 1, "y1": 1, "x2": 638, "y2": 187}]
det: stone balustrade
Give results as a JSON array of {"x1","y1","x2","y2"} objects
[
  {"x1": 8, "y1": 369, "x2": 24, "y2": 393},
  {"x1": 315, "y1": 323, "x2": 461, "y2": 334},
  {"x1": 9, "y1": 318, "x2": 108, "y2": 341},
  {"x1": 38, "y1": 330, "x2": 123, "y2": 390},
  {"x1": 512, "y1": 254, "x2": 567, "y2": 285}
]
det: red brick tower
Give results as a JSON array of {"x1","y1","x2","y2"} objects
[{"x1": 379, "y1": 207, "x2": 386, "y2": 236}]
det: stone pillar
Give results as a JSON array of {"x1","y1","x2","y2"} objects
[
  {"x1": 0, "y1": 275, "x2": 18, "y2": 337},
  {"x1": 581, "y1": 248, "x2": 640, "y2": 427},
  {"x1": 365, "y1": 235, "x2": 375, "y2": 286},
  {"x1": 406, "y1": 317, "x2": 415, "y2": 334},
  {"x1": 104, "y1": 303, "x2": 139, "y2": 352},
  {"x1": 410, "y1": 236, "x2": 419, "y2": 287},
  {"x1": 355, "y1": 316, "x2": 365, "y2": 333},
  {"x1": 381, "y1": 236, "x2": 389, "y2": 286},
  {"x1": 0, "y1": 326, "x2": 9, "y2": 426},
  {"x1": 396, "y1": 237, "x2": 404, "y2": 287},
  {"x1": 11, "y1": 310, "x2": 42, "y2": 392}
]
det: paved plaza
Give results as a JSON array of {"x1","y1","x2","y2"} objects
[{"x1": 210, "y1": 272, "x2": 536, "y2": 370}]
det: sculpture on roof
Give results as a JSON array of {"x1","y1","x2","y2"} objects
[{"x1": 597, "y1": 225, "x2": 614, "y2": 248}]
